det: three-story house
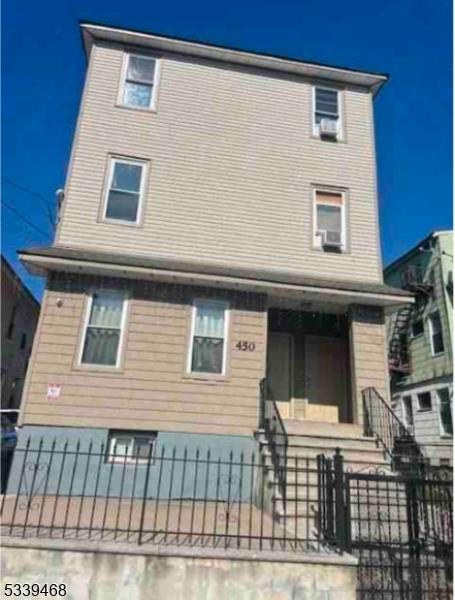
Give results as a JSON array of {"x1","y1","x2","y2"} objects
[
  {"x1": 385, "y1": 230, "x2": 453, "y2": 466},
  {"x1": 17, "y1": 22, "x2": 410, "y2": 466}
]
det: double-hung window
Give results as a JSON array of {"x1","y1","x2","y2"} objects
[
  {"x1": 314, "y1": 87, "x2": 340, "y2": 138},
  {"x1": 121, "y1": 54, "x2": 158, "y2": 110},
  {"x1": 428, "y1": 311, "x2": 444, "y2": 355},
  {"x1": 80, "y1": 290, "x2": 127, "y2": 367},
  {"x1": 314, "y1": 190, "x2": 345, "y2": 251},
  {"x1": 107, "y1": 431, "x2": 156, "y2": 464},
  {"x1": 437, "y1": 388, "x2": 453, "y2": 436},
  {"x1": 188, "y1": 300, "x2": 228, "y2": 375},
  {"x1": 103, "y1": 158, "x2": 146, "y2": 224}
]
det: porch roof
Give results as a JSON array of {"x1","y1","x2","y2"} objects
[{"x1": 19, "y1": 246, "x2": 413, "y2": 308}]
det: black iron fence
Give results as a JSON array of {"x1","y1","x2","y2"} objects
[
  {"x1": 3, "y1": 437, "x2": 452, "y2": 597},
  {"x1": 1, "y1": 437, "x2": 322, "y2": 553},
  {"x1": 319, "y1": 451, "x2": 453, "y2": 599}
]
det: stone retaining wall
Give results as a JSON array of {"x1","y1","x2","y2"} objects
[{"x1": 1, "y1": 538, "x2": 358, "y2": 600}]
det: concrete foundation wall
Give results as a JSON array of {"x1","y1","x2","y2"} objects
[
  {"x1": 7, "y1": 426, "x2": 257, "y2": 499},
  {"x1": 1, "y1": 540, "x2": 358, "y2": 600}
]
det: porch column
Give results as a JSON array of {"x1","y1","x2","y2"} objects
[{"x1": 348, "y1": 305, "x2": 390, "y2": 426}]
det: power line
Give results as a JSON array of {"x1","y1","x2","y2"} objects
[
  {"x1": 1, "y1": 199, "x2": 52, "y2": 240},
  {"x1": 2, "y1": 177, "x2": 55, "y2": 229}
]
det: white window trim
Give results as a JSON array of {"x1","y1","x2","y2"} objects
[
  {"x1": 312, "y1": 86, "x2": 343, "y2": 140},
  {"x1": 436, "y1": 388, "x2": 453, "y2": 438},
  {"x1": 78, "y1": 289, "x2": 128, "y2": 369},
  {"x1": 187, "y1": 299, "x2": 229, "y2": 376},
  {"x1": 118, "y1": 52, "x2": 161, "y2": 111},
  {"x1": 107, "y1": 433, "x2": 156, "y2": 464},
  {"x1": 312, "y1": 188, "x2": 346, "y2": 252},
  {"x1": 401, "y1": 395, "x2": 414, "y2": 433},
  {"x1": 428, "y1": 310, "x2": 444, "y2": 357},
  {"x1": 102, "y1": 157, "x2": 148, "y2": 226}
]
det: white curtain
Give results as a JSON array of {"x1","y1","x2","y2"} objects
[
  {"x1": 195, "y1": 304, "x2": 225, "y2": 338},
  {"x1": 192, "y1": 303, "x2": 225, "y2": 373},
  {"x1": 89, "y1": 293, "x2": 123, "y2": 328},
  {"x1": 82, "y1": 292, "x2": 123, "y2": 366}
]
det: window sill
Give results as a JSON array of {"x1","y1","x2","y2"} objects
[
  {"x1": 182, "y1": 373, "x2": 229, "y2": 384},
  {"x1": 311, "y1": 245, "x2": 348, "y2": 255},
  {"x1": 73, "y1": 364, "x2": 124, "y2": 375},
  {"x1": 416, "y1": 408, "x2": 432, "y2": 413},
  {"x1": 106, "y1": 458, "x2": 154, "y2": 466},
  {"x1": 99, "y1": 217, "x2": 143, "y2": 228},
  {"x1": 115, "y1": 103, "x2": 157, "y2": 114},
  {"x1": 431, "y1": 352, "x2": 445, "y2": 358},
  {"x1": 310, "y1": 133, "x2": 346, "y2": 144}
]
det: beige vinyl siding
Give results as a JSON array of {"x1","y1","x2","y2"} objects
[
  {"x1": 349, "y1": 306, "x2": 390, "y2": 424},
  {"x1": 57, "y1": 42, "x2": 382, "y2": 283},
  {"x1": 21, "y1": 275, "x2": 267, "y2": 436}
]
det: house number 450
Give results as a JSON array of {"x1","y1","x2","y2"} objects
[{"x1": 235, "y1": 341, "x2": 256, "y2": 351}]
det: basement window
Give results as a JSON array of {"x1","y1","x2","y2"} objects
[{"x1": 107, "y1": 431, "x2": 157, "y2": 464}]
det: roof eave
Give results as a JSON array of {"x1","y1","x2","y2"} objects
[
  {"x1": 80, "y1": 22, "x2": 388, "y2": 96},
  {"x1": 19, "y1": 250, "x2": 412, "y2": 309}
]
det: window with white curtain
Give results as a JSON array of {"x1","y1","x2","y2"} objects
[
  {"x1": 80, "y1": 290, "x2": 127, "y2": 367},
  {"x1": 103, "y1": 158, "x2": 146, "y2": 224},
  {"x1": 188, "y1": 300, "x2": 228, "y2": 374},
  {"x1": 121, "y1": 54, "x2": 159, "y2": 109}
]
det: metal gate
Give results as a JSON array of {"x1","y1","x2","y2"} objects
[{"x1": 318, "y1": 451, "x2": 453, "y2": 599}]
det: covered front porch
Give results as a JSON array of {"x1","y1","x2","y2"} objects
[
  {"x1": 267, "y1": 305, "x2": 351, "y2": 424},
  {"x1": 265, "y1": 296, "x2": 392, "y2": 428}
]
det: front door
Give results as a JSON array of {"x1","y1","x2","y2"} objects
[
  {"x1": 267, "y1": 333, "x2": 293, "y2": 417},
  {"x1": 305, "y1": 335, "x2": 349, "y2": 422}
]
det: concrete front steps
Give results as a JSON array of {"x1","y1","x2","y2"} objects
[
  {"x1": 282, "y1": 419, "x2": 390, "y2": 473},
  {"x1": 259, "y1": 419, "x2": 394, "y2": 541}
]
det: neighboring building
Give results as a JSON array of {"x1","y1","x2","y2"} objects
[
  {"x1": 1, "y1": 256, "x2": 40, "y2": 421},
  {"x1": 17, "y1": 23, "x2": 410, "y2": 467},
  {"x1": 384, "y1": 231, "x2": 453, "y2": 466}
]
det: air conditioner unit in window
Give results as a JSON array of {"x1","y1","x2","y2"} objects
[
  {"x1": 319, "y1": 230, "x2": 342, "y2": 249},
  {"x1": 319, "y1": 118, "x2": 338, "y2": 138}
]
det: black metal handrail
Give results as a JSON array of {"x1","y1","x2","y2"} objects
[
  {"x1": 259, "y1": 378, "x2": 288, "y2": 500},
  {"x1": 362, "y1": 386, "x2": 424, "y2": 469}
]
